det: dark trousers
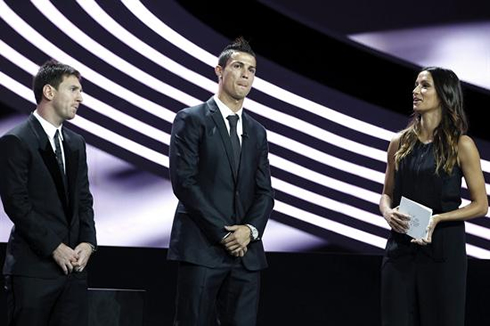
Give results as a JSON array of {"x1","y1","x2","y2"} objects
[
  {"x1": 173, "y1": 260, "x2": 260, "y2": 326},
  {"x1": 381, "y1": 253, "x2": 466, "y2": 326},
  {"x1": 4, "y1": 274, "x2": 88, "y2": 326}
]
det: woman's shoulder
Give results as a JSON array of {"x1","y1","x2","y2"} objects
[
  {"x1": 389, "y1": 131, "x2": 405, "y2": 147},
  {"x1": 458, "y1": 135, "x2": 477, "y2": 152},
  {"x1": 457, "y1": 135, "x2": 480, "y2": 161},
  {"x1": 458, "y1": 134, "x2": 474, "y2": 145}
]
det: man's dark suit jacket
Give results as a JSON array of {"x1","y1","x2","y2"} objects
[
  {"x1": 0, "y1": 114, "x2": 96, "y2": 278},
  {"x1": 168, "y1": 97, "x2": 274, "y2": 271}
]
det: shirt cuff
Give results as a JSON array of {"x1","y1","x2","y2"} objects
[{"x1": 246, "y1": 224, "x2": 259, "y2": 241}]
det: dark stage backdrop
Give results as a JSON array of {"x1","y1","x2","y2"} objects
[{"x1": 0, "y1": 1, "x2": 489, "y2": 257}]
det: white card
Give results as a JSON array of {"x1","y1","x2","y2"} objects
[{"x1": 398, "y1": 196, "x2": 433, "y2": 239}]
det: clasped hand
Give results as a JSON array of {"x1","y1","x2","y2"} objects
[
  {"x1": 52, "y1": 242, "x2": 93, "y2": 275},
  {"x1": 221, "y1": 225, "x2": 251, "y2": 257}
]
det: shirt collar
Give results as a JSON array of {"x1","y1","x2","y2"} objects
[
  {"x1": 213, "y1": 95, "x2": 243, "y2": 121},
  {"x1": 33, "y1": 110, "x2": 64, "y2": 141}
]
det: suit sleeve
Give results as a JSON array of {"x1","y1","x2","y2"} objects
[
  {"x1": 0, "y1": 135, "x2": 62, "y2": 257},
  {"x1": 76, "y1": 138, "x2": 96, "y2": 248},
  {"x1": 169, "y1": 110, "x2": 228, "y2": 243},
  {"x1": 243, "y1": 129, "x2": 274, "y2": 236}
]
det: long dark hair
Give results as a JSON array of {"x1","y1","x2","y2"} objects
[{"x1": 395, "y1": 67, "x2": 468, "y2": 174}]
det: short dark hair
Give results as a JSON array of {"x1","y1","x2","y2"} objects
[
  {"x1": 32, "y1": 59, "x2": 81, "y2": 104},
  {"x1": 218, "y1": 37, "x2": 256, "y2": 68}
]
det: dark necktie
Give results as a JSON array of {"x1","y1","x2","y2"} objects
[
  {"x1": 226, "y1": 115, "x2": 241, "y2": 171},
  {"x1": 54, "y1": 130, "x2": 68, "y2": 197},
  {"x1": 54, "y1": 129, "x2": 64, "y2": 174}
]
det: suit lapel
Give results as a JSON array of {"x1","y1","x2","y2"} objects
[
  {"x1": 28, "y1": 115, "x2": 70, "y2": 218},
  {"x1": 208, "y1": 98, "x2": 239, "y2": 181},
  {"x1": 62, "y1": 129, "x2": 79, "y2": 225},
  {"x1": 238, "y1": 112, "x2": 251, "y2": 179}
]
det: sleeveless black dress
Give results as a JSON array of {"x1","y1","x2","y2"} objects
[{"x1": 381, "y1": 141, "x2": 467, "y2": 326}]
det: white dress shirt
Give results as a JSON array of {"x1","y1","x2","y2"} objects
[
  {"x1": 212, "y1": 96, "x2": 259, "y2": 241},
  {"x1": 213, "y1": 95, "x2": 243, "y2": 145},
  {"x1": 33, "y1": 110, "x2": 65, "y2": 172}
]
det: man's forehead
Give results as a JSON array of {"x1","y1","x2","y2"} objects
[
  {"x1": 61, "y1": 74, "x2": 82, "y2": 85},
  {"x1": 228, "y1": 51, "x2": 256, "y2": 65}
]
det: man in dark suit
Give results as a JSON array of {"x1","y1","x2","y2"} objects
[
  {"x1": 0, "y1": 60, "x2": 97, "y2": 326},
  {"x1": 168, "y1": 37, "x2": 274, "y2": 325}
]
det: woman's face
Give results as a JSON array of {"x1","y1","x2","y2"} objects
[{"x1": 412, "y1": 71, "x2": 441, "y2": 114}]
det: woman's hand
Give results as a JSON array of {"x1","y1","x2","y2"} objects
[
  {"x1": 411, "y1": 214, "x2": 441, "y2": 245},
  {"x1": 384, "y1": 206, "x2": 410, "y2": 234}
]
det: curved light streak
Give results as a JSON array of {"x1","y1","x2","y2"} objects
[
  {"x1": 0, "y1": 70, "x2": 167, "y2": 166},
  {"x1": 2, "y1": 31, "x2": 390, "y2": 212},
  {"x1": 31, "y1": 0, "x2": 490, "y2": 177},
  {"x1": 0, "y1": 1, "x2": 183, "y2": 124},
  {"x1": 120, "y1": 0, "x2": 395, "y2": 141},
  {"x1": 244, "y1": 97, "x2": 386, "y2": 162},
  {"x1": 1, "y1": 0, "x2": 489, "y2": 253},
  {"x1": 42, "y1": 0, "x2": 388, "y2": 163},
  {"x1": 31, "y1": 0, "x2": 205, "y2": 104},
  {"x1": 1, "y1": 38, "x2": 387, "y2": 211},
  {"x1": 274, "y1": 201, "x2": 490, "y2": 258},
  {"x1": 268, "y1": 132, "x2": 385, "y2": 183},
  {"x1": 274, "y1": 176, "x2": 490, "y2": 239},
  {"x1": 466, "y1": 244, "x2": 490, "y2": 259},
  {"x1": 0, "y1": 38, "x2": 169, "y2": 145},
  {"x1": 274, "y1": 201, "x2": 387, "y2": 249},
  {"x1": 2, "y1": 68, "x2": 394, "y2": 249},
  {"x1": 0, "y1": 33, "x2": 387, "y2": 190},
  {"x1": 1, "y1": 0, "x2": 392, "y2": 187},
  {"x1": 2, "y1": 65, "x2": 489, "y2": 255},
  {"x1": 273, "y1": 177, "x2": 388, "y2": 229},
  {"x1": 270, "y1": 154, "x2": 381, "y2": 204},
  {"x1": 120, "y1": 0, "x2": 490, "y2": 174}
]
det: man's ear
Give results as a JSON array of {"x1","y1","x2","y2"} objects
[
  {"x1": 42, "y1": 84, "x2": 55, "y2": 101},
  {"x1": 215, "y1": 65, "x2": 223, "y2": 80}
]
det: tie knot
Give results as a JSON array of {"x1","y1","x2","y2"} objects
[
  {"x1": 227, "y1": 115, "x2": 239, "y2": 127},
  {"x1": 54, "y1": 129, "x2": 60, "y2": 139}
]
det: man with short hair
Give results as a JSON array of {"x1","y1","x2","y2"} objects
[
  {"x1": 0, "y1": 60, "x2": 96, "y2": 326},
  {"x1": 168, "y1": 37, "x2": 275, "y2": 325},
  {"x1": 168, "y1": 38, "x2": 274, "y2": 326}
]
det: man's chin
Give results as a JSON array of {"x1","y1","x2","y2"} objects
[
  {"x1": 65, "y1": 113, "x2": 77, "y2": 121},
  {"x1": 234, "y1": 91, "x2": 250, "y2": 100}
]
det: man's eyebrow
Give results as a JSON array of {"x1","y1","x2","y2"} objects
[{"x1": 231, "y1": 60, "x2": 255, "y2": 66}]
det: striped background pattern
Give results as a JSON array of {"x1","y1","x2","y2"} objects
[{"x1": 1, "y1": 1, "x2": 489, "y2": 257}]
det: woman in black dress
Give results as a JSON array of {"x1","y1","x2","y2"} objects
[{"x1": 379, "y1": 67, "x2": 488, "y2": 326}]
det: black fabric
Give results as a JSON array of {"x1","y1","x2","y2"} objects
[
  {"x1": 226, "y1": 115, "x2": 241, "y2": 171},
  {"x1": 4, "y1": 275, "x2": 88, "y2": 326},
  {"x1": 0, "y1": 114, "x2": 96, "y2": 278},
  {"x1": 53, "y1": 130, "x2": 64, "y2": 174},
  {"x1": 88, "y1": 289, "x2": 145, "y2": 326},
  {"x1": 0, "y1": 114, "x2": 96, "y2": 326},
  {"x1": 168, "y1": 97, "x2": 274, "y2": 324},
  {"x1": 382, "y1": 141, "x2": 466, "y2": 326},
  {"x1": 173, "y1": 262, "x2": 260, "y2": 326},
  {"x1": 167, "y1": 98, "x2": 274, "y2": 271},
  {"x1": 54, "y1": 129, "x2": 68, "y2": 200}
]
